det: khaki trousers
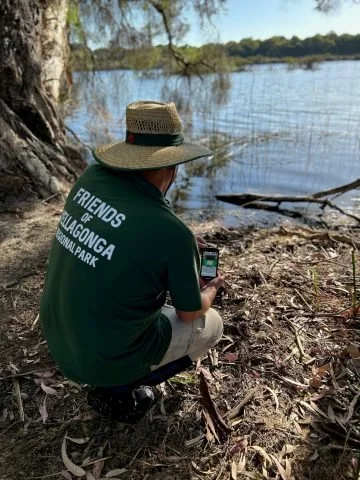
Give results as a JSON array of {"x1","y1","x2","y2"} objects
[{"x1": 151, "y1": 305, "x2": 223, "y2": 370}]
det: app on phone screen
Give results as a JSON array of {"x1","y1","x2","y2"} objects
[{"x1": 201, "y1": 251, "x2": 218, "y2": 278}]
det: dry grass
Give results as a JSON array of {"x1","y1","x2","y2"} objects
[{"x1": 1, "y1": 202, "x2": 360, "y2": 480}]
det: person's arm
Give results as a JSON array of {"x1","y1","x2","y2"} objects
[{"x1": 176, "y1": 275, "x2": 224, "y2": 323}]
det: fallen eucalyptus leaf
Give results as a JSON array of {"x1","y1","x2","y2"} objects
[
  {"x1": 60, "y1": 471, "x2": 73, "y2": 480},
  {"x1": 251, "y1": 446, "x2": 272, "y2": 465},
  {"x1": 105, "y1": 469, "x2": 127, "y2": 477},
  {"x1": 270, "y1": 455, "x2": 291, "y2": 480},
  {"x1": 66, "y1": 436, "x2": 90, "y2": 445},
  {"x1": 61, "y1": 436, "x2": 86, "y2": 477},
  {"x1": 231, "y1": 461, "x2": 237, "y2": 480},
  {"x1": 93, "y1": 459, "x2": 105, "y2": 479},
  {"x1": 238, "y1": 453, "x2": 246, "y2": 473},
  {"x1": 41, "y1": 382, "x2": 58, "y2": 395},
  {"x1": 230, "y1": 438, "x2": 248, "y2": 457}
]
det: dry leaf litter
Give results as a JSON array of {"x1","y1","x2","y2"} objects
[{"x1": 0, "y1": 202, "x2": 360, "y2": 480}]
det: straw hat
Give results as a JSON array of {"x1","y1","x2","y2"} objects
[{"x1": 93, "y1": 101, "x2": 211, "y2": 170}]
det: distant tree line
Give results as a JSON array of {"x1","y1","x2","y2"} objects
[
  {"x1": 223, "y1": 32, "x2": 360, "y2": 58},
  {"x1": 71, "y1": 32, "x2": 360, "y2": 72}
]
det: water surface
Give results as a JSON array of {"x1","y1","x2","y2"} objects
[{"x1": 65, "y1": 61, "x2": 360, "y2": 226}]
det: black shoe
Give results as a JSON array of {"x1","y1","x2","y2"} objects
[
  {"x1": 130, "y1": 386, "x2": 156, "y2": 421},
  {"x1": 87, "y1": 386, "x2": 155, "y2": 424}
]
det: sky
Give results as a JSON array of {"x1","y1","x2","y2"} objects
[{"x1": 184, "y1": 0, "x2": 360, "y2": 45}]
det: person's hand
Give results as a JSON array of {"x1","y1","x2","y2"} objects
[
  {"x1": 201, "y1": 275, "x2": 224, "y2": 291},
  {"x1": 196, "y1": 235, "x2": 207, "y2": 249},
  {"x1": 199, "y1": 277, "x2": 207, "y2": 288}
]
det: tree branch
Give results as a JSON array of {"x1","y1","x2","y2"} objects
[
  {"x1": 148, "y1": 0, "x2": 217, "y2": 77},
  {"x1": 216, "y1": 178, "x2": 360, "y2": 224}
]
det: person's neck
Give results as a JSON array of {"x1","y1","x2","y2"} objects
[{"x1": 140, "y1": 170, "x2": 169, "y2": 194}]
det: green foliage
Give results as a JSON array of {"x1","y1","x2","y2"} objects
[
  {"x1": 68, "y1": 0, "x2": 85, "y2": 44},
  {"x1": 71, "y1": 31, "x2": 360, "y2": 73},
  {"x1": 224, "y1": 32, "x2": 360, "y2": 58},
  {"x1": 68, "y1": 1, "x2": 360, "y2": 74},
  {"x1": 168, "y1": 372, "x2": 197, "y2": 385}
]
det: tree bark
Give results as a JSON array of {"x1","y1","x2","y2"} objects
[
  {"x1": 0, "y1": 0, "x2": 85, "y2": 205},
  {"x1": 41, "y1": 0, "x2": 72, "y2": 101}
]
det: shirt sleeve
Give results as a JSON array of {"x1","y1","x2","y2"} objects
[{"x1": 167, "y1": 230, "x2": 202, "y2": 312}]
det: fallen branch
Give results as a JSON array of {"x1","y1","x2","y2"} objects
[
  {"x1": 226, "y1": 200, "x2": 304, "y2": 219},
  {"x1": 217, "y1": 193, "x2": 329, "y2": 205},
  {"x1": 312, "y1": 178, "x2": 360, "y2": 198},
  {"x1": 216, "y1": 178, "x2": 360, "y2": 224},
  {"x1": 199, "y1": 370, "x2": 231, "y2": 443},
  {"x1": 224, "y1": 385, "x2": 261, "y2": 421}
]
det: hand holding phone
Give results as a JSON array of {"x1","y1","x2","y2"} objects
[{"x1": 200, "y1": 247, "x2": 220, "y2": 282}]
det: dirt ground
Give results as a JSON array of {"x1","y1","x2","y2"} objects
[{"x1": 1, "y1": 201, "x2": 360, "y2": 480}]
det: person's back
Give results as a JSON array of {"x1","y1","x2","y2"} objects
[
  {"x1": 40, "y1": 101, "x2": 224, "y2": 423},
  {"x1": 41, "y1": 164, "x2": 202, "y2": 385}
]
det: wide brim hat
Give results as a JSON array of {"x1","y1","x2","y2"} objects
[{"x1": 93, "y1": 101, "x2": 211, "y2": 170}]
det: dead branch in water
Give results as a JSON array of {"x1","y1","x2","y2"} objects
[
  {"x1": 216, "y1": 178, "x2": 360, "y2": 224},
  {"x1": 312, "y1": 178, "x2": 360, "y2": 198}
]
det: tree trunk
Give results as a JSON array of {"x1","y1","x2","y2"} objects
[
  {"x1": 41, "y1": 0, "x2": 72, "y2": 102},
  {"x1": 0, "y1": 0, "x2": 85, "y2": 205}
]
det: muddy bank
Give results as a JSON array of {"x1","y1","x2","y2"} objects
[{"x1": 1, "y1": 201, "x2": 360, "y2": 480}]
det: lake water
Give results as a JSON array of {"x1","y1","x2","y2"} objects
[{"x1": 65, "y1": 61, "x2": 360, "y2": 226}]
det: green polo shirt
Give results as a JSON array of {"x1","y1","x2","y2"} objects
[{"x1": 40, "y1": 164, "x2": 202, "y2": 386}]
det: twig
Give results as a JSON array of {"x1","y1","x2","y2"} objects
[
  {"x1": 13, "y1": 379, "x2": 25, "y2": 422},
  {"x1": 224, "y1": 385, "x2": 261, "y2": 420},
  {"x1": 287, "y1": 320, "x2": 309, "y2": 362},
  {"x1": 0, "y1": 420, "x2": 21, "y2": 438},
  {"x1": 28, "y1": 472, "x2": 65, "y2": 479},
  {"x1": 148, "y1": 0, "x2": 217, "y2": 78},
  {"x1": 2, "y1": 271, "x2": 38, "y2": 289},
  {"x1": 65, "y1": 125, "x2": 92, "y2": 150},
  {"x1": 324, "y1": 199, "x2": 360, "y2": 224},
  {"x1": 335, "y1": 426, "x2": 354, "y2": 471},
  {"x1": 128, "y1": 446, "x2": 143, "y2": 466},
  {"x1": 294, "y1": 288, "x2": 313, "y2": 311},
  {"x1": 31, "y1": 313, "x2": 40, "y2": 330},
  {"x1": 326, "y1": 444, "x2": 360, "y2": 452},
  {"x1": 41, "y1": 192, "x2": 61, "y2": 204},
  {"x1": 0, "y1": 367, "x2": 57, "y2": 382}
]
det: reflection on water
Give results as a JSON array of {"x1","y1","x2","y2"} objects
[{"x1": 65, "y1": 62, "x2": 360, "y2": 226}]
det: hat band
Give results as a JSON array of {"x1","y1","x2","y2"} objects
[{"x1": 125, "y1": 130, "x2": 184, "y2": 147}]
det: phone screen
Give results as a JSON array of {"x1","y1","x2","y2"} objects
[{"x1": 200, "y1": 249, "x2": 219, "y2": 280}]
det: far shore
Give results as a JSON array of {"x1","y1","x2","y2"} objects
[{"x1": 71, "y1": 53, "x2": 360, "y2": 74}]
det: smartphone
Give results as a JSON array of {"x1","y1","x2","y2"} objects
[{"x1": 200, "y1": 247, "x2": 219, "y2": 281}]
